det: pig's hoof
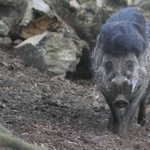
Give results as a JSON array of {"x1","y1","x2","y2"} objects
[
  {"x1": 138, "y1": 117, "x2": 146, "y2": 126},
  {"x1": 119, "y1": 130, "x2": 128, "y2": 139},
  {"x1": 107, "y1": 124, "x2": 120, "y2": 135},
  {"x1": 138, "y1": 120, "x2": 146, "y2": 126}
]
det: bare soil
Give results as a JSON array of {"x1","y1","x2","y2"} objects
[{"x1": 1, "y1": 47, "x2": 150, "y2": 150}]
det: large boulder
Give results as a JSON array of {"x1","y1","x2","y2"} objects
[{"x1": 15, "y1": 31, "x2": 88, "y2": 77}]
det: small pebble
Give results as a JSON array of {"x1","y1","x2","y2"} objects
[
  {"x1": 92, "y1": 136, "x2": 100, "y2": 141},
  {"x1": 93, "y1": 112, "x2": 99, "y2": 117},
  {"x1": 2, "y1": 98, "x2": 8, "y2": 103},
  {"x1": 92, "y1": 101, "x2": 100, "y2": 109},
  {"x1": 13, "y1": 39, "x2": 23, "y2": 45},
  {"x1": 65, "y1": 116, "x2": 70, "y2": 122},
  {"x1": 135, "y1": 123, "x2": 140, "y2": 127}
]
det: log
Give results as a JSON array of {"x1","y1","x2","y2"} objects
[{"x1": 0, "y1": 125, "x2": 46, "y2": 150}]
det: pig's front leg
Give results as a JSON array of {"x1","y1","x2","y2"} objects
[
  {"x1": 119, "y1": 100, "x2": 139, "y2": 138},
  {"x1": 138, "y1": 97, "x2": 147, "y2": 126},
  {"x1": 106, "y1": 99, "x2": 122, "y2": 134}
]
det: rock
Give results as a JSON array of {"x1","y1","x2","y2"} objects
[
  {"x1": 92, "y1": 99, "x2": 109, "y2": 111},
  {"x1": 0, "y1": 0, "x2": 27, "y2": 37},
  {"x1": 17, "y1": 0, "x2": 60, "y2": 39},
  {"x1": 15, "y1": 31, "x2": 87, "y2": 77},
  {"x1": 65, "y1": 116, "x2": 70, "y2": 122},
  {"x1": 13, "y1": 39, "x2": 23, "y2": 45},
  {"x1": 135, "y1": 123, "x2": 140, "y2": 127},
  {"x1": 21, "y1": 15, "x2": 59, "y2": 39},
  {"x1": 0, "y1": 37, "x2": 12, "y2": 45},
  {"x1": 136, "y1": 0, "x2": 150, "y2": 20},
  {"x1": 0, "y1": 21, "x2": 10, "y2": 37},
  {"x1": 69, "y1": 0, "x2": 80, "y2": 10},
  {"x1": 127, "y1": 0, "x2": 142, "y2": 6},
  {"x1": 92, "y1": 101, "x2": 100, "y2": 109},
  {"x1": 2, "y1": 98, "x2": 8, "y2": 103},
  {"x1": 92, "y1": 136, "x2": 101, "y2": 141},
  {"x1": 96, "y1": 0, "x2": 103, "y2": 8},
  {"x1": 0, "y1": 0, "x2": 25, "y2": 7},
  {"x1": 93, "y1": 112, "x2": 99, "y2": 117},
  {"x1": 19, "y1": 0, "x2": 51, "y2": 26}
]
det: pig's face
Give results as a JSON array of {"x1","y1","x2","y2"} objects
[{"x1": 97, "y1": 52, "x2": 147, "y2": 108}]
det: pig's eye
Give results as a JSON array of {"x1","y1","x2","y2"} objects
[
  {"x1": 126, "y1": 60, "x2": 133, "y2": 71},
  {"x1": 105, "y1": 61, "x2": 113, "y2": 72}
]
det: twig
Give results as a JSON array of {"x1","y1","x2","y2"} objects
[
  {"x1": 48, "y1": 140, "x2": 57, "y2": 150},
  {"x1": 0, "y1": 61, "x2": 8, "y2": 67}
]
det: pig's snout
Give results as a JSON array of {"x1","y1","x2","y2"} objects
[
  {"x1": 113, "y1": 99, "x2": 129, "y2": 108},
  {"x1": 113, "y1": 95, "x2": 129, "y2": 108}
]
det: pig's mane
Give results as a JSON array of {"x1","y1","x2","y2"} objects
[{"x1": 98, "y1": 7, "x2": 148, "y2": 57}]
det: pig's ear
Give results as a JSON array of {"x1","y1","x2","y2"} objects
[
  {"x1": 96, "y1": 34, "x2": 102, "y2": 47},
  {"x1": 134, "y1": 38, "x2": 146, "y2": 54},
  {"x1": 91, "y1": 34, "x2": 103, "y2": 73}
]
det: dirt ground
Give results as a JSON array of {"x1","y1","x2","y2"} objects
[{"x1": 0, "y1": 47, "x2": 150, "y2": 150}]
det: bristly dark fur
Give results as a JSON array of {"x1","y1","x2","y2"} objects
[{"x1": 97, "y1": 7, "x2": 148, "y2": 57}]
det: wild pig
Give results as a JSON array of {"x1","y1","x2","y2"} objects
[{"x1": 91, "y1": 7, "x2": 150, "y2": 138}]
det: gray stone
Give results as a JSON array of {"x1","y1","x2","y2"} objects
[
  {"x1": 13, "y1": 39, "x2": 23, "y2": 45},
  {"x1": 0, "y1": 0, "x2": 24, "y2": 7},
  {"x1": 0, "y1": 21, "x2": 10, "y2": 37},
  {"x1": 92, "y1": 101, "x2": 100, "y2": 109},
  {"x1": 92, "y1": 136, "x2": 101, "y2": 141},
  {"x1": 127, "y1": 0, "x2": 142, "y2": 6},
  {"x1": 0, "y1": 0, "x2": 27, "y2": 37},
  {"x1": 96, "y1": 0, "x2": 103, "y2": 8},
  {"x1": 19, "y1": 0, "x2": 51, "y2": 26},
  {"x1": 15, "y1": 31, "x2": 87, "y2": 77},
  {"x1": 0, "y1": 37, "x2": 12, "y2": 45},
  {"x1": 69, "y1": 0, "x2": 80, "y2": 10}
]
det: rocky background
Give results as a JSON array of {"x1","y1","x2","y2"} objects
[{"x1": 0, "y1": 0, "x2": 149, "y2": 80}]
